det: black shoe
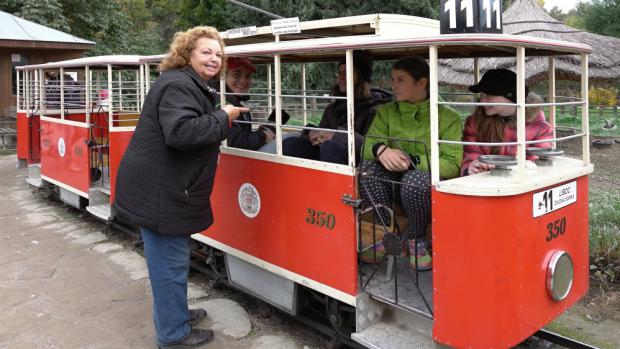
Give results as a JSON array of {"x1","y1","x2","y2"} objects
[
  {"x1": 158, "y1": 329, "x2": 214, "y2": 349},
  {"x1": 188, "y1": 308, "x2": 207, "y2": 326}
]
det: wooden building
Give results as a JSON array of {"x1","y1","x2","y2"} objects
[{"x1": 0, "y1": 10, "x2": 95, "y2": 117}]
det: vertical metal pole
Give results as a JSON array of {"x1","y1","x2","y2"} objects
[
  {"x1": 38, "y1": 69, "x2": 45, "y2": 115},
  {"x1": 118, "y1": 69, "x2": 123, "y2": 110},
  {"x1": 85, "y1": 66, "x2": 91, "y2": 125},
  {"x1": 139, "y1": 65, "x2": 145, "y2": 111},
  {"x1": 268, "y1": 64, "x2": 273, "y2": 112},
  {"x1": 429, "y1": 46, "x2": 440, "y2": 185},
  {"x1": 548, "y1": 56, "x2": 556, "y2": 146},
  {"x1": 16, "y1": 69, "x2": 21, "y2": 112},
  {"x1": 473, "y1": 57, "x2": 480, "y2": 84},
  {"x1": 145, "y1": 64, "x2": 152, "y2": 94},
  {"x1": 24, "y1": 70, "x2": 32, "y2": 116},
  {"x1": 302, "y1": 63, "x2": 307, "y2": 125},
  {"x1": 107, "y1": 64, "x2": 113, "y2": 127},
  {"x1": 60, "y1": 68, "x2": 65, "y2": 119},
  {"x1": 581, "y1": 53, "x2": 590, "y2": 166},
  {"x1": 345, "y1": 50, "x2": 355, "y2": 168},
  {"x1": 220, "y1": 75, "x2": 228, "y2": 147},
  {"x1": 516, "y1": 46, "x2": 526, "y2": 178},
  {"x1": 275, "y1": 54, "x2": 283, "y2": 156}
]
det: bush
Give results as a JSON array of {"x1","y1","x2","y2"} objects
[
  {"x1": 589, "y1": 192, "x2": 620, "y2": 287},
  {"x1": 588, "y1": 87, "x2": 618, "y2": 107}
]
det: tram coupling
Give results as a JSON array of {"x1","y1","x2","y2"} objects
[{"x1": 341, "y1": 194, "x2": 362, "y2": 208}]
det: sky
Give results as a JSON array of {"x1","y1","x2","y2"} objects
[{"x1": 543, "y1": 0, "x2": 589, "y2": 13}]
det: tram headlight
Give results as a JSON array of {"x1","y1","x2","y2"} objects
[{"x1": 546, "y1": 251, "x2": 574, "y2": 301}]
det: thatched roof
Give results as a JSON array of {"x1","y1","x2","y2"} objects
[{"x1": 437, "y1": 0, "x2": 620, "y2": 86}]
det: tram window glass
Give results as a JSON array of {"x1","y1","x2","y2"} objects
[{"x1": 11, "y1": 54, "x2": 29, "y2": 95}]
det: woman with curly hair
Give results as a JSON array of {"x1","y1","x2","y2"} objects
[{"x1": 114, "y1": 26, "x2": 248, "y2": 348}]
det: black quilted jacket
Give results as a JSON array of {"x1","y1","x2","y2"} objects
[{"x1": 113, "y1": 67, "x2": 229, "y2": 235}]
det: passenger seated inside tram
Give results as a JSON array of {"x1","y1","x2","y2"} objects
[
  {"x1": 282, "y1": 50, "x2": 391, "y2": 164},
  {"x1": 223, "y1": 57, "x2": 276, "y2": 150},
  {"x1": 461, "y1": 69, "x2": 552, "y2": 175},
  {"x1": 359, "y1": 56, "x2": 463, "y2": 271},
  {"x1": 44, "y1": 72, "x2": 81, "y2": 110},
  {"x1": 45, "y1": 71, "x2": 60, "y2": 109}
]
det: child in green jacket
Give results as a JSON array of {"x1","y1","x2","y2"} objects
[{"x1": 360, "y1": 56, "x2": 463, "y2": 270}]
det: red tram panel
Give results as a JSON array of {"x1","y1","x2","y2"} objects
[
  {"x1": 109, "y1": 130, "x2": 133, "y2": 203},
  {"x1": 201, "y1": 154, "x2": 358, "y2": 297},
  {"x1": 17, "y1": 112, "x2": 41, "y2": 164},
  {"x1": 17, "y1": 112, "x2": 29, "y2": 161},
  {"x1": 40, "y1": 120, "x2": 90, "y2": 196},
  {"x1": 432, "y1": 177, "x2": 589, "y2": 348}
]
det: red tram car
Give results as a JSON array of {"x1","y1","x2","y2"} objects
[{"x1": 15, "y1": 14, "x2": 594, "y2": 349}]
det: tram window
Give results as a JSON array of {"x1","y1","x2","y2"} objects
[{"x1": 11, "y1": 54, "x2": 29, "y2": 95}]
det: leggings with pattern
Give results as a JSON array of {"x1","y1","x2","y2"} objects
[{"x1": 359, "y1": 160, "x2": 431, "y2": 239}]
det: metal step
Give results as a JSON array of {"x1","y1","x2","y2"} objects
[
  {"x1": 352, "y1": 294, "x2": 442, "y2": 349},
  {"x1": 86, "y1": 203, "x2": 112, "y2": 221},
  {"x1": 86, "y1": 187, "x2": 113, "y2": 221},
  {"x1": 26, "y1": 164, "x2": 44, "y2": 188}
]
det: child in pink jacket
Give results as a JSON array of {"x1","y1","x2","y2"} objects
[{"x1": 461, "y1": 69, "x2": 553, "y2": 175}]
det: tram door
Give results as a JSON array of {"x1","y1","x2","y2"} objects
[{"x1": 28, "y1": 115, "x2": 41, "y2": 163}]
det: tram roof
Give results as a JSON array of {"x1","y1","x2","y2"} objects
[
  {"x1": 17, "y1": 55, "x2": 143, "y2": 70},
  {"x1": 222, "y1": 13, "x2": 438, "y2": 46},
  {"x1": 140, "y1": 54, "x2": 166, "y2": 64},
  {"x1": 224, "y1": 33, "x2": 593, "y2": 63}
]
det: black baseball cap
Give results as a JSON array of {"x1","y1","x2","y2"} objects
[{"x1": 468, "y1": 69, "x2": 528, "y2": 103}]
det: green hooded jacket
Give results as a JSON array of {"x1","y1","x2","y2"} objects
[{"x1": 362, "y1": 99, "x2": 463, "y2": 179}]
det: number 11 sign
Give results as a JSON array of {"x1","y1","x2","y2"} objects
[{"x1": 440, "y1": 0, "x2": 503, "y2": 34}]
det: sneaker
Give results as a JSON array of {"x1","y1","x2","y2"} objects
[
  {"x1": 360, "y1": 241, "x2": 386, "y2": 264},
  {"x1": 407, "y1": 239, "x2": 432, "y2": 271},
  {"x1": 158, "y1": 329, "x2": 214, "y2": 349},
  {"x1": 188, "y1": 308, "x2": 207, "y2": 326}
]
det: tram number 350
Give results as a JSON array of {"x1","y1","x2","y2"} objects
[
  {"x1": 305, "y1": 208, "x2": 336, "y2": 230},
  {"x1": 440, "y1": 0, "x2": 503, "y2": 34},
  {"x1": 546, "y1": 217, "x2": 567, "y2": 242}
]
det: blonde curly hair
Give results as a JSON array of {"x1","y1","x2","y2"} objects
[{"x1": 159, "y1": 26, "x2": 226, "y2": 79}]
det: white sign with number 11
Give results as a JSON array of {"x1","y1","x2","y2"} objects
[{"x1": 532, "y1": 181, "x2": 577, "y2": 218}]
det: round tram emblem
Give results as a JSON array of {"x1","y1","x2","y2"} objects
[
  {"x1": 238, "y1": 183, "x2": 261, "y2": 218},
  {"x1": 58, "y1": 137, "x2": 66, "y2": 158}
]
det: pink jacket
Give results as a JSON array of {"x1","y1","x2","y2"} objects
[{"x1": 461, "y1": 111, "x2": 553, "y2": 175}]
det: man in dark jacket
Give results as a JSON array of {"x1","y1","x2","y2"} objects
[
  {"x1": 113, "y1": 28, "x2": 248, "y2": 349},
  {"x1": 283, "y1": 51, "x2": 391, "y2": 164}
]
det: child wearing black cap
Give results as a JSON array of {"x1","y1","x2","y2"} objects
[{"x1": 462, "y1": 69, "x2": 553, "y2": 175}]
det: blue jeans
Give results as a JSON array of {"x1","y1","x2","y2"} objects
[
  {"x1": 141, "y1": 227, "x2": 191, "y2": 345},
  {"x1": 257, "y1": 132, "x2": 299, "y2": 153}
]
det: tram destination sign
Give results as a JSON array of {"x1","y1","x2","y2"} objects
[
  {"x1": 227, "y1": 26, "x2": 258, "y2": 39},
  {"x1": 532, "y1": 181, "x2": 577, "y2": 218},
  {"x1": 271, "y1": 17, "x2": 301, "y2": 35},
  {"x1": 440, "y1": 0, "x2": 503, "y2": 34}
]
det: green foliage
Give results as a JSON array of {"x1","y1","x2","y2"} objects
[
  {"x1": 546, "y1": 0, "x2": 620, "y2": 38},
  {"x1": 16, "y1": 0, "x2": 70, "y2": 32},
  {"x1": 0, "y1": 0, "x2": 445, "y2": 62},
  {"x1": 581, "y1": 0, "x2": 620, "y2": 38},
  {"x1": 554, "y1": 106, "x2": 620, "y2": 137},
  {"x1": 589, "y1": 192, "x2": 620, "y2": 286}
]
